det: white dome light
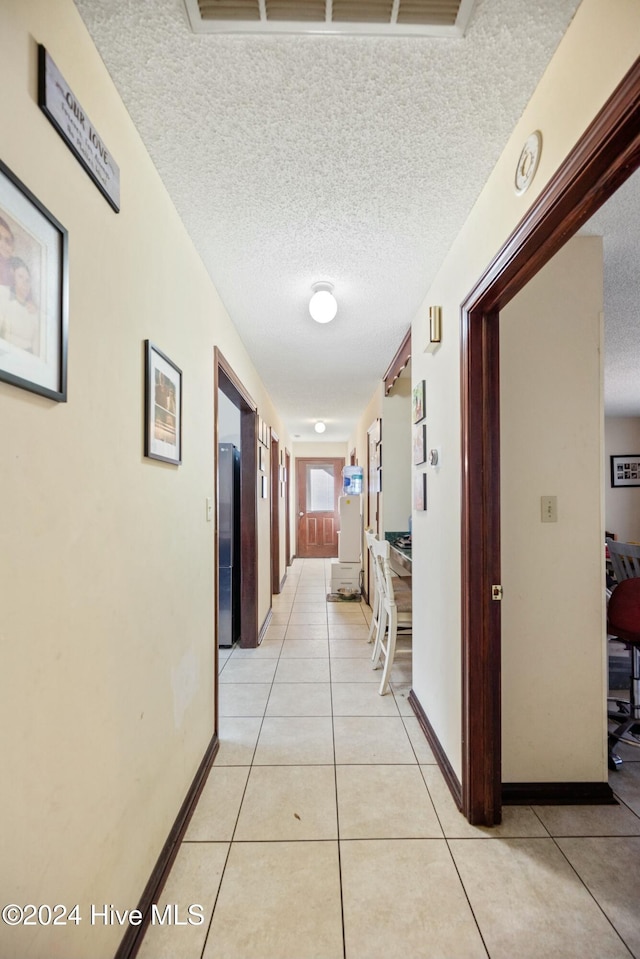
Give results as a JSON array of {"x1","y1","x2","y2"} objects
[
  {"x1": 314, "y1": 421, "x2": 326, "y2": 434},
  {"x1": 309, "y1": 282, "x2": 337, "y2": 324}
]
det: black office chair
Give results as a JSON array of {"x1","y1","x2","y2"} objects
[{"x1": 607, "y1": 575, "x2": 640, "y2": 769}]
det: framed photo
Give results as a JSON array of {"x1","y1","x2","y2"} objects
[
  {"x1": 261, "y1": 475, "x2": 268, "y2": 498},
  {"x1": 611, "y1": 455, "x2": 640, "y2": 488},
  {"x1": 144, "y1": 340, "x2": 182, "y2": 465},
  {"x1": 413, "y1": 423, "x2": 427, "y2": 465},
  {"x1": 0, "y1": 160, "x2": 68, "y2": 401},
  {"x1": 258, "y1": 445, "x2": 264, "y2": 472},
  {"x1": 414, "y1": 471, "x2": 427, "y2": 511},
  {"x1": 369, "y1": 417, "x2": 381, "y2": 445},
  {"x1": 412, "y1": 380, "x2": 426, "y2": 423}
]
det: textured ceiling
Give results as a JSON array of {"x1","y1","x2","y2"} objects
[{"x1": 73, "y1": 0, "x2": 601, "y2": 441}]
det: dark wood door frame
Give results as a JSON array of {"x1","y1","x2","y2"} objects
[
  {"x1": 285, "y1": 450, "x2": 292, "y2": 566},
  {"x1": 214, "y1": 348, "x2": 259, "y2": 660},
  {"x1": 461, "y1": 59, "x2": 640, "y2": 825},
  {"x1": 271, "y1": 431, "x2": 281, "y2": 594}
]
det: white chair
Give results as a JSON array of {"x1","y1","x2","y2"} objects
[
  {"x1": 607, "y1": 539, "x2": 640, "y2": 582},
  {"x1": 364, "y1": 528, "x2": 382, "y2": 645},
  {"x1": 369, "y1": 535, "x2": 412, "y2": 695}
]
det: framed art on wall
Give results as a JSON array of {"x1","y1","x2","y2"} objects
[
  {"x1": 611, "y1": 455, "x2": 640, "y2": 488},
  {"x1": 144, "y1": 340, "x2": 182, "y2": 465},
  {"x1": 414, "y1": 471, "x2": 427, "y2": 511},
  {"x1": 0, "y1": 159, "x2": 68, "y2": 401},
  {"x1": 412, "y1": 380, "x2": 426, "y2": 423},
  {"x1": 413, "y1": 423, "x2": 427, "y2": 465}
]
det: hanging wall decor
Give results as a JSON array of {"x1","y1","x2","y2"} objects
[
  {"x1": 144, "y1": 340, "x2": 182, "y2": 465},
  {"x1": 0, "y1": 160, "x2": 68, "y2": 401},
  {"x1": 38, "y1": 46, "x2": 121, "y2": 212}
]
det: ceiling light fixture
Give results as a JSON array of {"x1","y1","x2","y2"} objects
[
  {"x1": 314, "y1": 421, "x2": 326, "y2": 434},
  {"x1": 309, "y1": 282, "x2": 337, "y2": 324}
]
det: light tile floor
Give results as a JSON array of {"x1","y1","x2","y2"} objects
[{"x1": 139, "y1": 558, "x2": 640, "y2": 959}]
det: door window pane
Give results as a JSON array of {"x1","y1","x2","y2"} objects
[{"x1": 306, "y1": 463, "x2": 334, "y2": 512}]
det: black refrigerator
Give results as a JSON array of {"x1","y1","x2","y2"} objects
[{"x1": 218, "y1": 443, "x2": 241, "y2": 647}]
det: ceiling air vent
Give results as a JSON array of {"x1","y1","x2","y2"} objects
[{"x1": 185, "y1": 0, "x2": 476, "y2": 35}]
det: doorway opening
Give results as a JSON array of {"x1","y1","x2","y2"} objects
[
  {"x1": 215, "y1": 349, "x2": 259, "y2": 664},
  {"x1": 460, "y1": 60, "x2": 640, "y2": 825}
]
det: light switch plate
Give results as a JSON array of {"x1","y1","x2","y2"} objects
[{"x1": 541, "y1": 495, "x2": 558, "y2": 523}]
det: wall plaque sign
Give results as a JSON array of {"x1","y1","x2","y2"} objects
[{"x1": 38, "y1": 45, "x2": 120, "y2": 212}]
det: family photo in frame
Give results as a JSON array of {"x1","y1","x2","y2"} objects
[{"x1": 0, "y1": 160, "x2": 68, "y2": 401}]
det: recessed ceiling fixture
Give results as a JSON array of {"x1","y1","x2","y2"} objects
[
  {"x1": 314, "y1": 421, "x2": 327, "y2": 434},
  {"x1": 309, "y1": 282, "x2": 337, "y2": 324}
]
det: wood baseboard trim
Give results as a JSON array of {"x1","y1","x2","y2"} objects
[
  {"x1": 502, "y1": 781, "x2": 617, "y2": 806},
  {"x1": 279, "y1": 572, "x2": 287, "y2": 591},
  {"x1": 114, "y1": 733, "x2": 219, "y2": 959},
  {"x1": 408, "y1": 689, "x2": 462, "y2": 809},
  {"x1": 258, "y1": 608, "x2": 273, "y2": 645}
]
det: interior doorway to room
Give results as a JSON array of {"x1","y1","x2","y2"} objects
[
  {"x1": 296, "y1": 457, "x2": 344, "y2": 558},
  {"x1": 460, "y1": 61, "x2": 640, "y2": 826},
  {"x1": 214, "y1": 350, "x2": 259, "y2": 664}
]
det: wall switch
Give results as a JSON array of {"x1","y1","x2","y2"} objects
[
  {"x1": 541, "y1": 495, "x2": 558, "y2": 523},
  {"x1": 206, "y1": 497, "x2": 213, "y2": 522}
]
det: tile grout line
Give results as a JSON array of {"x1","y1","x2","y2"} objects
[
  {"x1": 197, "y1": 567, "x2": 305, "y2": 958},
  {"x1": 547, "y1": 833, "x2": 636, "y2": 957},
  {"x1": 324, "y1": 561, "x2": 348, "y2": 959}
]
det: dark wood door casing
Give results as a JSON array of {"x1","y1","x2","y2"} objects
[
  {"x1": 460, "y1": 58, "x2": 640, "y2": 825},
  {"x1": 285, "y1": 450, "x2": 292, "y2": 566},
  {"x1": 214, "y1": 348, "x2": 259, "y2": 653},
  {"x1": 296, "y1": 457, "x2": 344, "y2": 558},
  {"x1": 271, "y1": 432, "x2": 280, "y2": 594}
]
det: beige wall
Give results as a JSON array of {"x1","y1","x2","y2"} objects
[
  {"x1": 409, "y1": 0, "x2": 640, "y2": 781},
  {"x1": 0, "y1": 3, "x2": 288, "y2": 958},
  {"x1": 500, "y1": 237, "x2": 605, "y2": 781},
  {"x1": 604, "y1": 417, "x2": 640, "y2": 543}
]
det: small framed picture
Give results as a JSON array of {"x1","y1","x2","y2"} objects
[
  {"x1": 412, "y1": 380, "x2": 426, "y2": 423},
  {"x1": 414, "y1": 472, "x2": 427, "y2": 511},
  {"x1": 258, "y1": 445, "x2": 264, "y2": 472},
  {"x1": 261, "y1": 475, "x2": 268, "y2": 498},
  {"x1": 144, "y1": 340, "x2": 182, "y2": 465},
  {"x1": 413, "y1": 423, "x2": 427, "y2": 465},
  {"x1": 611, "y1": 455, "x2": 640, "y2": 488},
  {"x1": 0, "y1": 159, "x2": 68, "y2": 401}
]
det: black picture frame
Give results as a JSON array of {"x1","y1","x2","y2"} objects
[
  {"x1": 413, "y1": 423, "x2": 427, "y2": 465},
  {"x1": 144, "y1": 340, "x2": 182, "y2": 465},
  {"x1": 412, "y1": 380, "x2": 426, "y2": 423},
  {"x1": 611, "y1": 455, "x2": 640, "y2": 488},
  {"x1": 0, "y1": 159, "x2": 68, "y2": 401},
  {"x1": 414, "y1": 471, "x2": 427, "y2": 511}
]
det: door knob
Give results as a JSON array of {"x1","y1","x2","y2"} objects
[{"x1": 299, "y1": 511, "x2": 304, "y2": 516}]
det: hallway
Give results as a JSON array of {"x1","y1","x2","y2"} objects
[{"x1": 136, "y1": 559, "x2": 640, "y2": 959}]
